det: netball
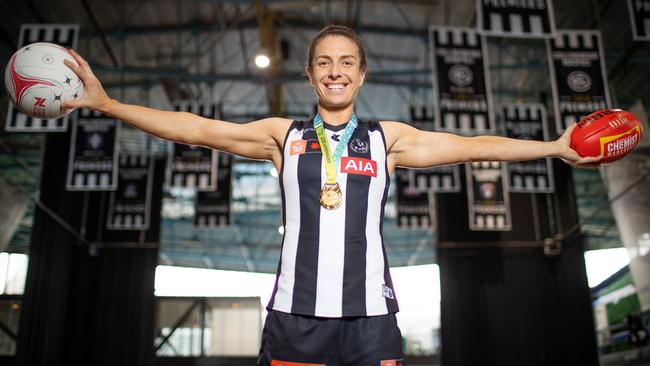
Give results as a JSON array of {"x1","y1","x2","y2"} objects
[{"x1": 4, "y1": 42, "x2": 83, "y2": 119}]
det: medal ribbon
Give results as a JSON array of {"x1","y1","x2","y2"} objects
[{"x1": 313, "y1": 113, "x2": 358, "y2": 184}]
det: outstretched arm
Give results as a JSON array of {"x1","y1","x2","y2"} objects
[
  {"x1": 381, "y1": 121, "x2": 601, "y2": 171},
  {"x1": 62, "y1": 50, "x2": 290, "y2": 166}
]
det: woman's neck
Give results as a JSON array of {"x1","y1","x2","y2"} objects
[{"x1": 317, "y1": 104, "x2": 354, "y2": 125}]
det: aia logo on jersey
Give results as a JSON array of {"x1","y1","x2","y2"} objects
[
  {"x1": 340, "y1": 157, "x2": 377, "y2": 177},
  {"x1": 290, "y1": 139, "x2": 320, "y2": 155}
]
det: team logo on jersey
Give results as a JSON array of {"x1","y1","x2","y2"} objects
[
  {"x1": 290, "y1": 139, "x2": 321, "y2": 156},
  {"x1": 340, "y1": 157, "x2": 377, "y2": 177},
  {"x1": 382, "y1": 284, "x2": 394, "y2": 299},
  {"x1": 349, "y1": 138, "x2": 369, "y2": 153}
]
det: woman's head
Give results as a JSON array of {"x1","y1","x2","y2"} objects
[
  {"x1": 306, "y1": 25, "x2": 367, "y2": 74},
  {"x1": 306, "y1": 25, "x2": 367, "y2": 110}
]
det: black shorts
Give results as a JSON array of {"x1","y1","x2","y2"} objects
[{"x1": 258, "y1": 310, "x2": 406, "y2": 366}]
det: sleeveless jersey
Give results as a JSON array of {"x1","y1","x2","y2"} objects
[{"x1": 267, "y1": 118, "x2": 399, "y2": 318}]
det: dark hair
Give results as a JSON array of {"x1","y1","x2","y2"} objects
[{"x1": 306, "y1": 25, "x2": 367, "y2": 73}]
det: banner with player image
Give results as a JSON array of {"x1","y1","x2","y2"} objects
[
  {"x1": 194, "y1": 153, "x2": 232, "y2": 227},
  {"x1": 477, "y1": 0, "x2": 556, "y2": 38},
  {"x1": 107, "y1": 155, "x2": 153, "y2": 230},
  {"x1": 66, "y1": 109, "x2": 119, "y2": 191},
  {"x1": 395, "y1": 168, "x2": 436, "y2": 229},
  {"x1": 466, "y1": 162, "x2": 512, "y2": 231},
  {"x1": 547, "y1": 30, "x2": 611, "y2": 133},
  {"x1": 502, "y1": 104, "x2": 555, "y2": 193},
  {"x1": 166, "y1": 101, "x2": 219, "y2": 190},
  {"x1": 5, "y1": 23, "x2": 79, "y2": 132},
  {"x1": 430, "y1": 26, "x2": 494, "y2": 136},
  {"x1": 408, "y1": 104, "x2": 461, "y2": 193},
  {"x1": 628, "y1": 0, "x2": 650, "y2": 41}
]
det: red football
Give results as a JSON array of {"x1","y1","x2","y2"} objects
[{"x1": 570, "y1": 109, "x2": 643, "y2": 164}]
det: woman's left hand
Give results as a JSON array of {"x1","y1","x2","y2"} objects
[{"x1": 555, "y1": 123, "x2": 602, "y2": 168}]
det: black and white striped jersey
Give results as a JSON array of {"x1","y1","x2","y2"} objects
[{"x1": 267, "y1": 118, "x2": 399, "y2": 318}]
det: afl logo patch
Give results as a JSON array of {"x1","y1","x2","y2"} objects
[{"x1": 349, "y1": 138, "x2": 369, "y2": 153}]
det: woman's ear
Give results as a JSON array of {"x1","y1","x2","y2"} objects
[
  {"x1": 360, "y1": 68, "x2": 367, "y2": 86},
  {"x1": 306, "y1": 67, "x2": 314, "y2": 86}
]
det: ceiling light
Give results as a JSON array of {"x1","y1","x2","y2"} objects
[{"x1": 255, "y1": 54, "x2": 271, "y2": 69}]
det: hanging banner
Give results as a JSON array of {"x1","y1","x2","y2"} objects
[
  {"x1": 395, "y1": 168, "x2": 435, "y2": 229},
  {"x1": 107, "y1": 155, "x2": 153, "y2": 231},
  {"x1": 408, "y1": 104, "x2": 462, "y2": 193},
  {"x1": 194, "y1": 153, "x2": 232, "y2": 227},
  {"x1": 413, "y1": 166, "x2": 462, "y2": 193},
  {"x1": 628, "y1": 0, "x2": 650, "y2": 41},
  {"x1": 477, "y1": 0, "x2": 556, "y2": 38},
  {"x1": 166, "y1": 101, "x2": 219, "y2": 190},
  {"x1": 66, "y1": 109, "x2": 119, "y2": 191},
  {"x1": 502, "y1": 104, "x2": 555, "y2": 193},
  {"x1": 409, "y1": 104, "x2": 435, "y2": 131},
  {"x1": 5, "y1": 24, "x2": 79, "y2": 132},
  {"x1": 430, "y1": 26, "x2": 494, "y2": 136},
  {"x1": 547, "y1": 30, "x2": 611, "y2": 133},
  {"x1": 466, "y1": 162, "x2": 512, "y2": 231}
]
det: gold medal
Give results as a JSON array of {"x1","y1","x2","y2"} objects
[{"x1": 320, "y1": 183, "x2": 342, "y2": 210}]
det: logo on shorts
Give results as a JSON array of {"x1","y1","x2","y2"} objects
[
  {"x1": 349, "y1": 138, "x2": 369, "y2": 153},
  {"x1": 271, "y1": 360, "x2": 325, "y2": 366},
  {"x1": 382, "y1": 285, "x2": 394, "y2": 299},
  {"x1": 380, "y1": 360, "x2": 404, "y2": 366}
]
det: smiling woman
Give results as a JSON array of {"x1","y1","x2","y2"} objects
[{"x1": 61, "y1": 23, "x2": 600, "y2": 366}]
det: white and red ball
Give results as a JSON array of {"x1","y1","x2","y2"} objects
[
  {"x1": 4, "y1": 42, "x2": 83, "y2": 119},
  {"x1": 570, "y1": 109, "x2": 643, "y2": 164}
]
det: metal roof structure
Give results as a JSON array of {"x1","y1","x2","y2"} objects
[{"x1": 1, "y1": 0, "x2": 648, "y2": 272}]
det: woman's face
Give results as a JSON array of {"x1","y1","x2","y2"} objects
[{"x1": 308, "y1": 36, "x2": 366, "y2": 110}]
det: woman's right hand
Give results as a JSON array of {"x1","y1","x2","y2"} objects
[{"x1": 62, "y1": 49, "x2": 114, "y2": 113}]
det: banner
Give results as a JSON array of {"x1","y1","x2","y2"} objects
[
  {"x1": 107, "y1": 155, "x2": 153, "y2": 230},
  {"x1": 547, "y1": 30, "x2": 611, "y2": 133},
  {"x1": 194, "y1": 153, "x2": 232, "y2": 227},
  {"x1": 5, "y1": 24, "x2": 79, "y2": 132},
  {"x1": 430, "y1": 26, "x2": 494, "y2": 136},
  {"x1": 166, "y1": 101, "x2": 219, "y2": 190},
  {"x1": 466, "y1": 162, "x2": 512, "y2": 231},
  {"x1": 628, "y1": 0, "x2": 650, "y2": 41},
  {"x1": 409, "y1": 105, "x2": 435, "y2": 131},
  {"x1": 408, "y1": 104, "x2": 461, "y2": 192},
  {"x1": 413, "y1": 166, "x2": 461, "y2": 193},
  {"x1": 395, "y1": 168, "x2": 435, "y2": 228},
  {"x1": 502, "y1": 104, "x2": 555, "y2": 193},
  {"x1": 477, "y1": 0, "x2": 556, "y2": 38},
  {"x1": 66, "y1": 109, "x2": 119, "y2": 191}
]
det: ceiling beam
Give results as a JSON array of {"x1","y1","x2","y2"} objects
[{"x1": 82, "y1": 16, "x2": 429, "y2": 40}]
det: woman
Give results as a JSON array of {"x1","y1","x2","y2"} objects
[{"x1": 63, "y1": 25, "x2": 598, "y2": 366}]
